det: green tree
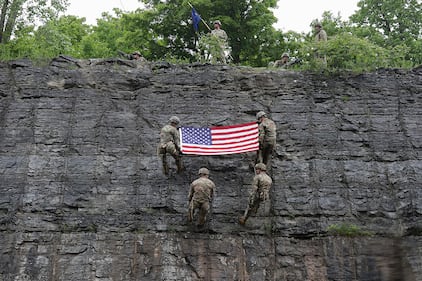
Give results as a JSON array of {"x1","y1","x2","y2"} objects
[
  {"x1": 1, "y1": 15, "x2": 90, "y2": 60},
  {"x1": 78, "y1": 8, "x2": 161, "y2": 60},
  {"x1": 350, "y1": 0, "x2": 422, "y2": 65},
  {"x1": 0, "y1": 0, "x2": 69, "y2": 44},
  {"x1": 139, "y1": 0, "x2": 279, "y2": 65}
]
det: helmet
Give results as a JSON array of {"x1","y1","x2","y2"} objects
[
  {"x1": 169, "y1": 116, "x2": 180, "y2": 124},
  {"x1": 255, "y1": 163, "x2": 267, "y2": 171},
  {"x1": 281, "y1": 52, "x2": 289, "y2": 58},
  {"x1": 213, "y1": 20, "x2": 222, "y2": 26},
  {"x1": 132, "y1": 51, "x2": 141, "y2": 56},
  {"x1": 198, "y1": 167, "x2": 209, "y2": 175},
  {"x1": 256, "y1": 111, "x2": 266, "y2": 119},
  {"x1": 314, "y1": 21, "x2": 322, "y2": 27}
]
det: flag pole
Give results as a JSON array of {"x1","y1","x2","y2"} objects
[{"x1": 188, "y1": 2, "x2": 212, "y2": 31}]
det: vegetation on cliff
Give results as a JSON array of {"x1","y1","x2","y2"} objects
[{"x1": 0, "y1": 0, "x2": 420, "y2": 72}]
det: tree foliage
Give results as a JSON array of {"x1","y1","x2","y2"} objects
[
  {"x1": 0, "y1": 15, "x2": 89, "y2": 59},
  {"x1": 139, "y1": 0, "x2": 279, "y2": 65},
  {"x1": 350, "y1": 0, "x2": 422, "y2": 64},
  {"x1": 0, "y1": 0, "x2": 68, "y2": 43},
  {"x1": 0, "y1": 0, "x2": 420, "y2": 71}
]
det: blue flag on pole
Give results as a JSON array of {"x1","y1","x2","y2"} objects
[{"x1": 191, "y1": 7, "x2": 201, "y2": 32}]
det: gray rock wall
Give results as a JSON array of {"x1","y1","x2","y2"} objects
[{"x1": 0, "y1": 57, "x2": 421, "y2": 281}]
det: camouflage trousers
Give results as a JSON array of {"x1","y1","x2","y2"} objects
[
  {"x1": 247, "y1": 189, "x2": 270, "y2": 217},
  {"x1": 188, "y1": 199, "x2": 211, "y2": 226},
  {"x1": 256, "y1": 142, "x2": 275, "y2": 167},
  {"x1": 157, "y1": 142, "x2": 182, "y2": 175}
]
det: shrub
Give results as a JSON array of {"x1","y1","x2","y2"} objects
[{"x1": 327, "y1": 223, "x2": 373, "y2": 237}]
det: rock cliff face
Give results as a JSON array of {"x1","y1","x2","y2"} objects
[{"x1": 0, "y1": 57, "x2": 421, "y2": 281}]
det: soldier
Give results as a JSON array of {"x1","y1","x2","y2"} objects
[
  {"x1": 314, "y1": 22, "x2": 327, "y2": 64},
  {"x1": 157, "y1": 116, "x2": 183, "y2": 175},
  {"x1": 210, "y1": 20, "x2": 229, "y2": 63},
  {"x1": 211, "y1": 20, "x2": 228, "y2": 42},
  {"x1": 239, "y1": 163, "x2": 273, "y2": 225},
  {"x1": 188, "y1": 168, "x2": 215, "y2": 226},
  {"x1": 256, "y1": 111, "x2": 277, "y2": 167},
  {"x1": 131, "y1": 51, "x2": 147, "y2": 62},
  {"x1": 314, "y1": 22, "x2": 327, "y2": 42},
  {"x1": 274, "y1": 52, "x2": 290, "y2": 68},
  {"x1": 118, "y1": 50, "x2": 146, "y2": 61}
]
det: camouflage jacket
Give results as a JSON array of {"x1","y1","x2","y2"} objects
[
  {"x1": 315, "y1": 29, "x2": 327, "y2": 42},
  {"x1": 251, "y1": 172, "x2": 272, "y2": 196},
  {"x1": 258, "y1": 118, "x2": 277, "y2": 145},
  {"x1": 189, "y1": 177, "x2": 215, "y2": 203},
  {"x1": 211, "y1": 29, "x2": 228, "y2": 42},
  {"x1": 159, "y1": 124, "x2": 180, "y2": 149}
]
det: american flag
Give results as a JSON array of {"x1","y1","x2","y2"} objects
[{"x1": 180, "y1": 122, "x2": 259, "y2": 155}]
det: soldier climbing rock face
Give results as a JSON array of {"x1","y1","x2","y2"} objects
[
  {"x1": 188, "y1": 168, "x2": 215, "y2": 227},
  {"x1": 256, "y1": 111, "x2": 277, "y2": 167},
  {"x1": 157, "y1": 116, "x2": 183, "y2": 175},
  {"x1": 239, "y1": 163, "x2": 273, "y2": 225}
]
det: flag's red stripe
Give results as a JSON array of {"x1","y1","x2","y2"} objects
[
  {"x1": 210, "y1": 122, "x2": 257, "y2": 130},
  {"x1": 182, "y1": 141, "x2": 258, "y2": 150},
  {"x1": 212, "y1": 129, "x2": 257, "y2": 138},
  {"x1": 182, "y1": 147, "x2": 259, "y2": 155},
  {"x1": 180, "y1": 122, "x2": 259, "y2": 155},
  {"x1": 211, "y1": 125, "x2": 258, "y2": 135},
  {"x1": 212, "y1": 132, "x2": 258, "y2": 142}
]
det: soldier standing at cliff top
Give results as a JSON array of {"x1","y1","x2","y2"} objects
[
  {"x1": 239, "y1": 163, "x2": 273, "y2": 225},
  {"x1": 188, "y1": 168, "x2": 215, "y2": 226},
  {"x1": 314, "y1": 22, "x2": 327, "y2": 42},
  {"x1": 314, "y1": 22, "x2": 327, "y2": 64},
  {"x1": 211, "y1": 20, "x2": 229, "y2": 64},
  {"x1": 256, "y1": 111, "x2": 277, "y2": 167},
  {"x1": 157, "y1": 116, "x2": 183, "y2": 175}
]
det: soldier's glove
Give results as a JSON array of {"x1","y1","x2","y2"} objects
[{"x1": 260, "y1": 192, "x2": 269, "y2": 201}]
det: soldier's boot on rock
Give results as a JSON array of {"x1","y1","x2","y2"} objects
[
  {"x1": 239, "y1": 209, "x2": 250, "y2": 225},
  {"x1": 198, "y1": 215, "x2": 206, "y2": 226},
  {"x1": 162, "y1": 160, "x2": 169, "y2": 175},
  {"x1": 238, "y1": 216, "x2": 246, "y2": 225},
  {"x1": 176, "y1": 158, "x2": 184, "y2": 173},
  {"x1": 187, "y1": 207, "x2": 193, "y2": 223}
]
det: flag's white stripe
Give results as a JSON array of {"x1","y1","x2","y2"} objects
[
  {"x1": 182, "y1": 147, "x2": 258, "y2": 155},
  {"x1": 184, "y1": 139, "x2": 258, "y2": 149},
  {"x1": 211, "y1": 123, "x2": 258, "y2": 134},
  {"x1": 182, "y1": 143, "x2": 259, "y2": 153},
  {"x1": 212, "y1": 133, "x2": 259, "y2": 143},
  {"x1": 179, "y1": 122, "x2": 259, "y2": 155},
  {"x1": 212, "y1": 131, "x2": 258, "y2": 140}
]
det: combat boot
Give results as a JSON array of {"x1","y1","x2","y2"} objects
[
  {"x1": 198, "y1": 215, "x2": 206, "y2": 226},
  {"x1": 176, "y1": 158, "x2": 184, "y2": 173},
  {"x1": 162, "y1": 161, "x2": 169, "y2": 175},
  {"x1": 187, "y1": 208, "x2": 193, "y2": 222},
  {"x1": 238, "y1": 216, "x2": 246, "y2": 225}
]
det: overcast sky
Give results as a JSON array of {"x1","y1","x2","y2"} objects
[{"x1": 65, "y1": 0, "x2": 360, "y2": 33}]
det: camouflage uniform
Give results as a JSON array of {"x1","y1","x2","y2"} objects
[
  {"x1": 239, "y1": 163, "x2": 273, "y2": 225},
  {"x1": 256, "y1": 112, "x2": 277, "y2": 166},
  {"x1": 211, "y1": 20, "x2": 229, "y2": 63},
  {"x1": 157, "y1": 117, "x2": 183, "y2": 175},
  {"x1": 211, "y1": 28, "x2": 228, "y2": 42},
  {"x1": 274, "y1": 53, "x2": 290, "y2": 68},
  {"x1": 314, "y1": 23, "x2": 327, "y2": 64},
  {"x1": 188, "y1": 168, "x2": 215, "y2": 226},
  {"x1": 315, "y1": 28, "x2": 328, "y2": 42}
]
